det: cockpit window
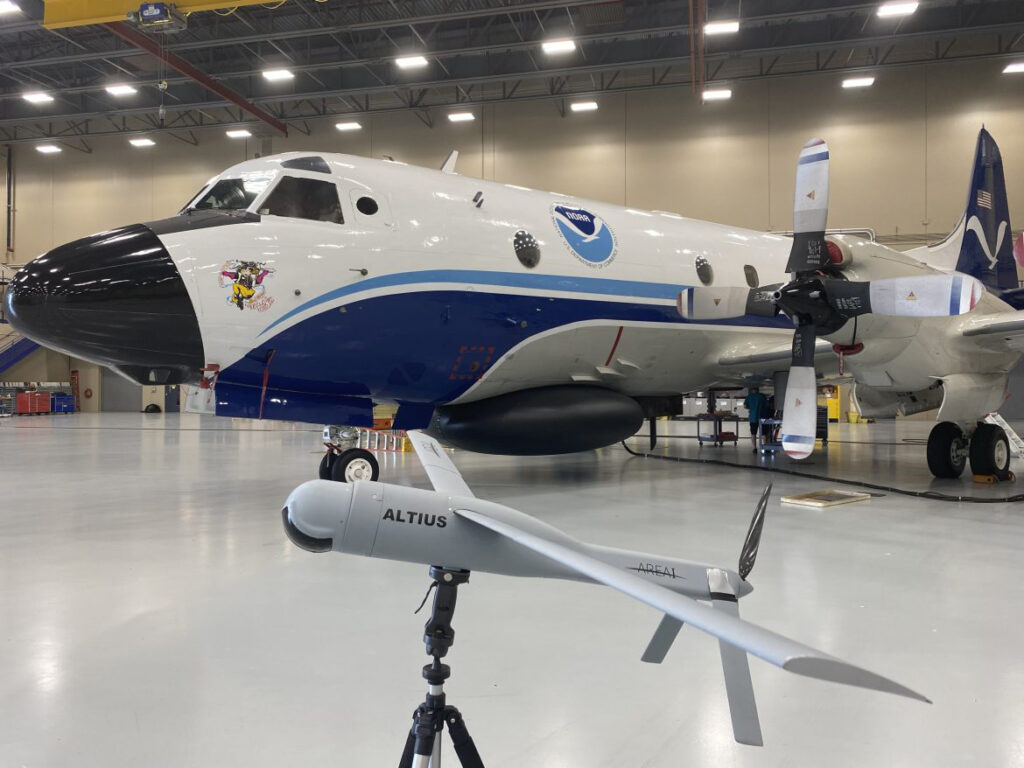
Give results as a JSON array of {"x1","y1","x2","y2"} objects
[
  {"x1": 259, "y1": 176, "x2": 344, "y2": 224},
  {"x1": 191, "y1": 173, "x2": 274, "y2": 211}
]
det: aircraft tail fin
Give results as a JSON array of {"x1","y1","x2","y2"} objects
[{"x1": 911, "y1": 128, "x2": 1021, "y2": 307}]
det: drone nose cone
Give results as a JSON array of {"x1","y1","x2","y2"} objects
[
  {"x1": 737, "y1": 579, "x2": 754, "y2": 598},
  {"x1": 4, "y1": 224, "x2": 203, "y2": 384}
]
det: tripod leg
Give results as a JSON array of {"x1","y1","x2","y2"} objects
[
  {"x1": 444, "y1": 707, "x2": 485, "y2": 768},
  {"x1": 400, "y1": 705, "x2": 440, "y2": 768}
]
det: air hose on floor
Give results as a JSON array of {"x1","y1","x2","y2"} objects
[{"x1": 621, "y1": 441, "x2": 1024, "y2": 504}]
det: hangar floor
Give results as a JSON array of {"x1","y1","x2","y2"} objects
[{"x1": 1, "y1": 413, "x2": 1022, "y2": 768}]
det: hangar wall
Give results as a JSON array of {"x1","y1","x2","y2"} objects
[{"x1": 3, "y1": 58, "x2": 1024, "y2": 264}]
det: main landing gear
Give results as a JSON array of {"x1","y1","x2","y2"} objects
[
  {"x1": 318, "y1": 425, "x2": 380, "y2": 483},
  {"x1": 927, "y1": 421, "x2": 1011, "y2": 480}
]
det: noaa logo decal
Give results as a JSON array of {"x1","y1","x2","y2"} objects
[{"x1": 551, "y1": 204, "x2": 617, "y2": 267}]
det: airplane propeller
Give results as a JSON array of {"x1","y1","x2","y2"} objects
[
  {"x1": 678, "y1": 138, "x2": 984, "y2": 459},
  {"x1": 709, "y1": 483, "x2": 770, "y2": 746},
  {"x1": 640, "y1": 485, "x2": 772, "y2": 745}
]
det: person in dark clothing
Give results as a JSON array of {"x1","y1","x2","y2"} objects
[{"x1": 743, "y1": 387, "x2": 770, "y2": 453}]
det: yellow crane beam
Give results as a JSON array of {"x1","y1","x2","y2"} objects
[{"x1": 44, "y1": 1, "x2": 275, "y2": 30}]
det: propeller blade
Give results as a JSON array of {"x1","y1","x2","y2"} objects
[
  {"x1": 781, "y1": 324, "x2": 818, "y2": 460},
  {"x1": 738, "y1": 484, "x2": 771, "y2": 581},
  {"x1": 785, "y1": 138, "x2": 830, "y2": 275},
  {"x1": 709, "y1": 568, "x2": 763, "y2": 746},
  {"x1": 825, "y1": 274, "x2": 983, "y2": 318},
  {"x1": 677, "y1": 286, "x2": 752, "y2": 320}
]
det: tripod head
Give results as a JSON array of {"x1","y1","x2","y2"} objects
[{"x1": 422, "y1": 566, "x2": 470, "y2": 675}]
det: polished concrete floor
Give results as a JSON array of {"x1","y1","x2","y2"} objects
[{"x1": 1, "y1": 413, "x2": 1023, "y2": 767}]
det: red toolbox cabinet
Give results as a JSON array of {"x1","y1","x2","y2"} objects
[{"x1": 15, "y1": 392, "x2": 51, "y2": 414}]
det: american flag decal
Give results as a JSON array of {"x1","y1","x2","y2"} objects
[{"x1": 977, "y1": 189, "x2": 993, "y2": 210}]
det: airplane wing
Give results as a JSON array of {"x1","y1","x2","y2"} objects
[
  {"x1": 960, "y1": 312, "x2": 1024, "y2": 344},
  {"x1": 407, "y1": 430, "x2": 475, "y2": 498},
  {"x1": 454, "y1": 505, "x2": 928, "y2": 703},
  {"x1": 717, "y1": 338, "x2": 833, "y2": 367}
]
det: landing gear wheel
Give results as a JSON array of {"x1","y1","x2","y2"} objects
[
  {"x1": 318, "y1": 452, "x2": 336, "y2": 480},
  {"x1": 330, "y1": 448, "x2": 379, "y2": 483},
  {"x1": 969, "y1": 423, "x2": 1011, "y2": 478},
  {"x1": 927, "y1": 421, "x2": 969, "y2": 479}
]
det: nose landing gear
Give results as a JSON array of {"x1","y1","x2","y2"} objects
[
  {"x1": 927, "y1": 421, "x2": 1012, "y2": 480},
  {"x1": 318, "y1": 425, "x2": 380, "y2": 483}
]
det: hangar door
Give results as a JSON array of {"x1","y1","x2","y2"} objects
[{"x1": 100, "y1": 368, "x2": 142, "y2": 412}]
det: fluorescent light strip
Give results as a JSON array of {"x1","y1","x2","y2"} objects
[
  {"x1": 1004, "y1": 62, "x2": 1024, "y2": 74},
  {"x1": 702, "y1": 88, "x2": 732, "y2": 101},
  {"x1": 842, "y1": 76, "x2": 875, "y2": 88},
  {"x1": 23, "y1": 91, "x2": 54, "y2": 104},
  {"x1": 447, "y1": 112, "x2": 475, "y2": 122},
  {"x1": 542, "y1": 38, "x2": 575, "y2": 54},
  {"x1": 106, "y1": 84, "x2": 137, "y2": 96},
  {"x1": 225, "y1": 129, "x2": 252, "y2": 138},
  {"x1": 129, "y1": 137, "x2": 155, "y2": 147},
  {"x1": 395, "y1": 55, "x2": 429, "y2": 69},
  {"x1": 335, "y1": 121, "x2": 362, "y2": 131},
  {"x1": 36, "y1": 144, "x2": 61, "y2": 154},
  {"x1": 704, "y1": 20, "x2": 739, "y2": 35},
  {"x1": 877, "y1": 2, "x2": 918, "y2": 17},
  {"x1": 262, "y1": 69, "x2": 294, "y2": 81},
  {"x1": 0, "y1": 1, "x2": 21, "y2": 14},
  {"x1": 570, "y1": 100, "x2": 598, "y2": 112}
]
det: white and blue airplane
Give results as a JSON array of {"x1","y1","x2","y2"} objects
[{"x1": 5, "y1": 129, "x2": 1023, "y2": 481}]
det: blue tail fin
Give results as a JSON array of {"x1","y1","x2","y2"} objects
[{"x1": 956, "y1": 127, "x2": 1017, "y2": 293}]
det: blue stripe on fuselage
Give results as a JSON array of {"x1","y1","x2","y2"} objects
[
  {"x1": 261, "y1": 269, "x2": 689, "y2": 336},
  {"x1": 222, "y1": 289, "x2": 790, "y2": 409}
]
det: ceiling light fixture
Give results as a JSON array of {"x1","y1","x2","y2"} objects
[
  {"x1": 226, "y1": 129, "x2": 252, "y2": 138},
  {"x1": 129, "y1": 137, "x2": 155, "y2": 147},
  {"x1": 704, "y1": 20, "x2": 740, "y2": 35},
  {"x1": 106, "y1": 84, "x2": 138, "y2": 96},
  {"x1": 0, "y1": 2, "x2": 22, "y2": 14},
  {"x1": 842, "y1": 76, "x2": 876, "y2": 88},
  {"x1": 1003, "y1": 62, "x2": 1024, "y2": 74},
  {"x1": 702, "y1": 88, "x2": 732, "y2": 102},
  {"x1": 262, "y1": 69, "x2": 294, "y2": 81},
  {"x1": 447, "y1": 112, "x2": 475, "y2": 122},
  {"x1": 36, "y1": 144, "x2": 61, "y2": 154},
  {"x1": 877, "y1": 2, "x2": 918, "y2": 18},
  {"x1": 570, "y1": 100, "x2": 598, "y2": 112},
  {"x1": 335, "y1": 121, "x2": 362, "y2": 131},
  {"x1": 396, "y1": 55, "x2": 429, "y2": 69},
  {"x1": 23, "y1": 91, "x2": 54, "y2": 104},
  {"x1": 542, "y1": 39, "x2": 576, "y2": 54}
]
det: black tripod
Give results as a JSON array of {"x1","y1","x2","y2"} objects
[{"x1": 398, "y1": 566, "x2": 485, "y2": 768}]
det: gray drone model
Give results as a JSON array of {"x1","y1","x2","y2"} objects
[{"x1": 283, "y1": 430, "x2": 927, "y2": 763}]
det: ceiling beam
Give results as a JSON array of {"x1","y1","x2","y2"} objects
[{"x1": 102, "y1": 21, "x2": 288, "y2": 136}]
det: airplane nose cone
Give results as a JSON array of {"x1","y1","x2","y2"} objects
[{"x1": 4, "y1": 224, "x2": 204, "y2": 384}]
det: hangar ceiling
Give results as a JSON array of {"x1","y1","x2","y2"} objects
[{"x1": 0, "y1": 0, "x2": 1022, "y2": 146}]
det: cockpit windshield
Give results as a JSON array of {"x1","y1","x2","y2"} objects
[{"x1": 189, "y1": 172, "x2": 274, "y2": 211}]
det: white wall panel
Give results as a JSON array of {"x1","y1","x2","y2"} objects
[{"x1": 3, "y1": 60, "x2": 1024, "y2": 265}]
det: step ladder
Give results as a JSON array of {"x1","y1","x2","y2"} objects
[{"x1": 985, "y1": 413, "x2": 1024, "y2": 458}]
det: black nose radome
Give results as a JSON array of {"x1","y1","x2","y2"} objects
[{"x1": 4, "y1": 224, "x2": 204, "y2": 385}]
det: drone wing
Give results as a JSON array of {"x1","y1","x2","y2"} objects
[
  {"x1": 454, "y1": 506, "x2": 928, "y2": 704},
  {"x1": 407, "y1": 430, "x2": 474, "y2": 498}
]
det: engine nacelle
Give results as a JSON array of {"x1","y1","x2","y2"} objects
[
  {"x1": 851, "y1": 381, "x2": 943, "y2": 419},
  {"x1": 428, "y1": 385, "x2": 644, "y2": 455}
]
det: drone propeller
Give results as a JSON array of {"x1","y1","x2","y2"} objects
[
  {"x1": 678, "y1": 138, "x2": 984, "y2": 459},
  {"x1": 640, "y1": 485, "x2": 773, "y2": 745}
]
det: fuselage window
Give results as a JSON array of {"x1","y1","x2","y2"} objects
[
  {"x1": 695, "y1": 255, "x2": 714, "y2": 285},
  {"x1": 356, "y1": 196, "x2": 379, "y2": 216},
  {"x1": 192, "y1": 177, "x2": 270, "y2": 211},
  {"x1": 260, "y1": 176, "x2": 344, "y2": 224},
  {"x1": 744, "y1": 264, "x2": 759, "y2": 288}
]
